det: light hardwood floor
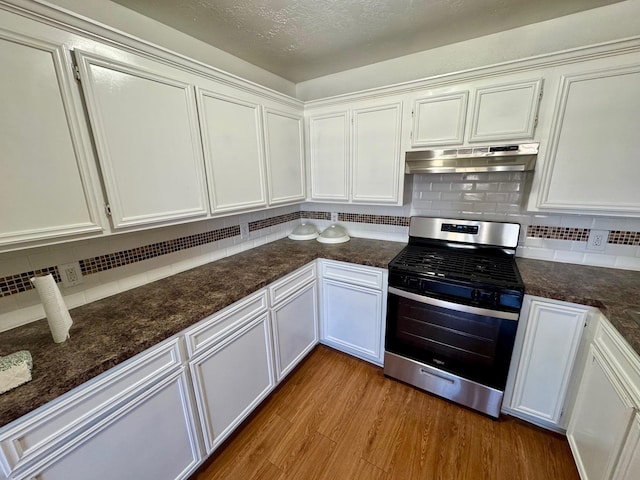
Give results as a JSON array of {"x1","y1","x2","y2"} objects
[{"x1": 193, "y1": 346, "x2": 580, "y2": 480}]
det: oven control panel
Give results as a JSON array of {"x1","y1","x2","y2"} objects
[{"x1": 441, "y1": 223, "x2": 479, "y2": 235}]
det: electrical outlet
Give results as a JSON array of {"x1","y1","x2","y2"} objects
[
  {"x1": 240, "y1": 222, "x2": 249, "y2": 240},
  {"x1": 586, "y1": 230, "x2": 609, "y2": 252},
  {"x1": 57, "y1": 262, "x2": 83, "y2": 287},
  {"x1": 331, "y1": 212, "x2": 338, "y2": 223}
]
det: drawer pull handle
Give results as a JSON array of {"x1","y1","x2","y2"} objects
[{"x1": 419, "y1": 368, "x2": 455, "y2": 384}]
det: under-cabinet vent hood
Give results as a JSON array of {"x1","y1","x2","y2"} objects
[{"x1": 405, "y1": 143, "x2": 539, "y2": 174}]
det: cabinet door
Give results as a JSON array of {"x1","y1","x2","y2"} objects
[
  {"x1": 412, "y1": 92, "x2": 468, "y2": 147},
  {"x1": 0, "y1": 32, "x2": 102, "y2": 249},
  {"x1": 614, "y1": 413, "x2": 640, "y2": 480},
  {"x1": 352, "y1": 102, "x2": 402, "y2": 204},
  {"x1": 196, "y1": 90, "x2": 267, "y2": 213},
  {"x1": 567, "y1": 345, "x2": 635, "y2": 480},
  {"x1": 271, "y1": 281, "x2": 319, "y2": 381},
  {"x1": 321, "y1": 278, "x2": 384, "y2": 365},
  {"x1": 29, "y1": 369, "x2": 201, "y2": 480},
  {"x1": 506, "y1": 298, "x2": 587, "y2": 426},
  {"x1": 308, "y1": 111, "x2": 350, "y2": 201},
  {"x1": 538, "y1": 65, "x2": 640, "y2": 213},
  {"x1": 263, "y1": 108, "x2": 306, "y2": 205},
  {"x1": 75, "y1": 51, "x2": 209, "y2": 229},
  {"x1": 469, "y1": 79, "x2": 542, "y2": 142},
  {"x1": 189, "y1": 313, "x2": 275, "y2": 455}
]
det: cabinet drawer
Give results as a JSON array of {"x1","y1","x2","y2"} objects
[
  {"x1": 0, "y1": 338, "x2": 183, "y2": 475},
  {"x1": 594, "y1": 317, "x2": 640, "y2": 406},
  {"x1": 184, "y1": 289, "x2": 268, "y2": 357},
  {"x1": 269, "y1": 263, "x2": 316, "y2": 306},
  {"x1": 321, "y1": 260, "x2": 384, "y2": 290}
]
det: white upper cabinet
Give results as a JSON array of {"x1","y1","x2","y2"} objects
[
  {"x1": 0, "y1": 31, "x2": 103, "y2": 250},
  {"x1": 262, "y1": 108, "x2": 306, "y2": 205},
  {"x1": 411, "y1": 92, "x2": 468, "y2": 147},
  {"x1": 196, "y1": 90, "x2": 267, "y2": 213},
  {"x1": 308, "y1": 111, "x2": 350, "y2": 202},
  {"x1": 352, "y1": 102, "x2": 403, "y2": 204},
  {"x1": 307, "y1": 99, "x2": 404, "y2": 205},
  {"x1": 533, "y1": 59, "x2": 640, "y2": 215},
  {"x1": 469, "y1": 79, "x2": 542, "y2": 142},
  {"x1": 408, "y1": 78, "x2": 542, "y2": 149},
  {"x1": 75, "y1": 51, "x2": 209, "y2": 229}
]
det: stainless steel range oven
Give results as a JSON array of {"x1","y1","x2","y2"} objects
[{"x1": 384, "y1": 217, "x2": 525, "y2": 418}]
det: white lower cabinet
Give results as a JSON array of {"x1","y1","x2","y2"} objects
[
  {"x1": 614, "y1": 413, "x2": 640, "y2": 480},
  {"x1": 503, "y1": 296, "x2": 589, "y2": 430},
  {"x1": 270, "y1": 278, "x2": 319, "y2": 382},
  {"x1": 567, "y1": 316, "x2": 640, "y2": 480},
  {"x1": 320, "y1": 260, "x2": 387, "y2": 366},
  {"x1": 189, "y1": 313, "x2": 275, "y2": 455},
  {"x1": 568, "y1": 345, "x2": 635, "y2": 480},
  {"x1": 23, "y1": 369, "x2": 201, "y2": 480}
]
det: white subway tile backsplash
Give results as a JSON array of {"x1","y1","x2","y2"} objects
[{"x1": 553, "y1": 251, "x2": 586, "y2": 264}]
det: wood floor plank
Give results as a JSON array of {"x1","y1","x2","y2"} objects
[{"x1": 191, "y1": 346, "x2": 580, "y2": 480}]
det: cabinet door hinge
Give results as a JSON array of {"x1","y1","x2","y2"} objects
[
  {"x1": 539, "y1": 85, "x2": 544, "y2": 101},
  {"x1": 534, "y1": 116, "x2": 539, "y2": 129},
  {"x1": 105, "y1": 204, "x2": 112, "y2": 216},
  {"x1": 73, "y1": 65, "x2": 81, "y2": 82}
]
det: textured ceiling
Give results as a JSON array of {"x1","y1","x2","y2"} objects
[{"x1": 111, "y1": 0, "x2": 625, "y2": 82}]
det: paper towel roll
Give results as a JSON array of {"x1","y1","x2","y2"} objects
[{"x1": 30, "y1": 274, "x2": 73, "y2": 343}]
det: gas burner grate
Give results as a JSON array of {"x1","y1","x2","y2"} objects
[{"x1": 390, "y1": 246, "x2": 521, "y2": 285}]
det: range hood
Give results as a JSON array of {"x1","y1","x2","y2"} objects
[{"x1": 405, "y1": 143, "x2": 539, "y2": 174}]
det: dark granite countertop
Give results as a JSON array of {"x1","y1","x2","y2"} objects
[
  {"x1": 1, "y1": 239, "x2": 639, "y2": 430},
  {"x1": 516, "y1": 258, "x2": 640, "y2": 357},
  {"x1": 0, "y1": 238, "x2": 404, "y2": 429}
]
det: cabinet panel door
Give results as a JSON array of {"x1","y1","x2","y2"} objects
[
  {"x1": 0, "y1": 32, "x2": 101, "y2": 248},
  {"x1": 263, "y1": 108, "x2": 306, "y2": 205},
  {"x1": 75, "y1": 51, "x2": 208, "y2": 228},
  {"x1": 321, "y1": 278, "x2": 383, "y2": 365},
  {"x1": 197, "y1": 90, "x2": 267, "y2": 213},
  {"x1": 539, "y1": 66, "x2": 640, "y2": 213},
  {"x1": 352, "y1": 102, "x2": 402, "y2": 204},
  {"x1": 469, "y1": 79, "x2": 541, "y2": 142},
  {"x1": 31, "y1": 370, "x2": 201, "y2": 480},
  {"x1": 614, "y1": 413, "x2": 640, "y2": 480},
  {"x1": 189, "y1": 313, "x2": 275, "y2": 454},
  {"x1": 412, "y1": 92, "x2": 468, "y2": 147},
  {"x1": 568, "y1": 345, "x2": 635, "y2": 480},
  {"x1": 308, "y1": 111, "x2": 350, "y2": 201},
  {"x1": 272, "y1": 281, "x2": 319, "y2": 381},
  {"x1": 508, "y1": 299, "x2": 586, "y2": 424}
]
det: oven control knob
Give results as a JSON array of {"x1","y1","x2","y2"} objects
[
  {"x1": 471, "y1": 289, "x2": 481, "y2": 302},
  {"x1": 491, "y1": 291, "x2": 500, "y2": 306}
]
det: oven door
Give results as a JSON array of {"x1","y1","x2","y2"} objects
[{"x1": 385, "y1": 286, "x2": 519, "y2": 390}]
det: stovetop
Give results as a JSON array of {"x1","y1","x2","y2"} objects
[{"x1": 389, "y1": 244, "x2": 523, "y2": 289}]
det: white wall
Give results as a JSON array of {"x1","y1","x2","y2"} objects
[
  {"x1": 296, "y1": 0, "x2": 640, "y2": 100},
  {"x1": 42, "y1": 0, "x2": 297, "y2": 97}
]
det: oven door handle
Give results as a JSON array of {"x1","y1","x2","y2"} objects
[{"x1": 388, "y1": 287, "x2": 519, "y2": 321}]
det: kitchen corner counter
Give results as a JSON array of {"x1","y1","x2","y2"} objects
[
  {"x1": 0, "y1": 238, "x2": 405, "y2": 429},
  {"x1": 516, "y1": 257, "x2": 640, "y2": 356}
]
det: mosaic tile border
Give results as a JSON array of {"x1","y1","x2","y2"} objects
[
  {"x1": 249, "y1": 212, "x2": 300, "y2": 232},
  {"x1": 338, "y1": 213, "x2": 410, "y2": 227},
  {"x1": 0, "y1": 225, "x2": 240, "y2": 298},
  {"x1": 3, "y1": 212, "x2": 638, "y2": 299},
  {"x1": 0, "y1": 267, "x2": 59, "y2": 297},
  {"x1": 80, "y1": 226, "x2": 240, "y2": 276},
  {"x1": 526, "y1": 226, "x2": 590, "y2": 242},
  {"x1": 609, "y1": 231, "x2": 640, "y2": 246}
]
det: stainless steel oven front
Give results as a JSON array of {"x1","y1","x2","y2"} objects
[{"x1": 384, "y1": 286, "x2": 519, "y2": 418}]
